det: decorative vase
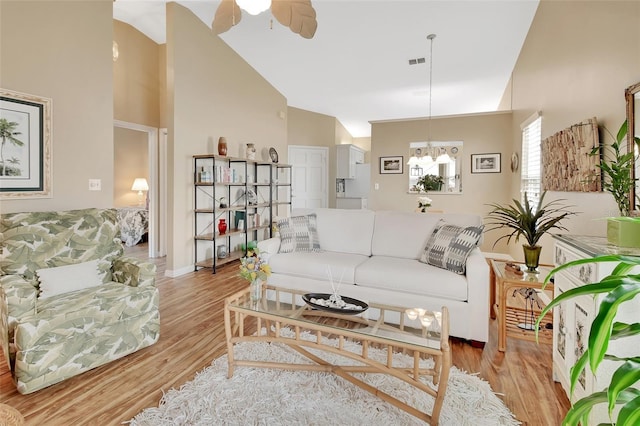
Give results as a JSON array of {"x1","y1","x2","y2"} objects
[
  {"x1": 218, "y1": 219, "x2": 227, "y2": 235},
  {"x1": 217, "y1": 244, "x2": 228, "y2": 259},
  {"x1": 250, "y1": 278, "x2": 262, "y2": 302},
  {"x1": 246, "y1": 143, "x2": 256, "y2": 160},
  {"x1": 218, "y1": 137, "x2": 228, "y2": 156},
  {"x1": 522, "y1": 245, "x2": 542, "y2": 272},
  {"x1": 219, "y1": 197, "x2": 228, "y2": 208}
]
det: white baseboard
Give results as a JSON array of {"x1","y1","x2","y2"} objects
[{"x1": 164, "y1": 265, "x2": 194, "y2": 278}]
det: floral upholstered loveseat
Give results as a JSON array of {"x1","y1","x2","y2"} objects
[{"x1": 0, "y1": 208, "x2": 160, "y2": 394}]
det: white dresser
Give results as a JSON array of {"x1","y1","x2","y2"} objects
[{"x1": 553, "y1": 236, "x2": 640, "y2": 424}]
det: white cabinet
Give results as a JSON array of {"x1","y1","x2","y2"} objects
[
  {"x1": 553, "y1": 236, "x2": 640, "y2": 424},
  {"x1": 337, "y1": 144, "x2": 365, "y2": 179}
]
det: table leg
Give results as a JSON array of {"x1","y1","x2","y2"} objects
[
  {"x1": 497, "y1": 277, "x2": 507, "y2": 352},
  {"x1": 489, "y1": 265, "x2": 496, "y2": 320}
]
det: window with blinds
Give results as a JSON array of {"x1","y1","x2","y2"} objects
[{"x1": 521, "y1": 113, "x2": 542, "y2": 209}]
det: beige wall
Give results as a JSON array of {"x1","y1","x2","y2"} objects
[
  {"x1": 505, "y1": 0, "x2": 640, "y2": 263},
  {"x1": 113, "y1": 127, "x2": 149, "y2": 207},
  {"x1": 166, "y1": 3, "x2": 288, "y2": 274},
  {"x1": 0, "y1": 0, "x2": 114, "y2": 213},
  {"x1": 370, "y1": 112, "x2": 513, "y2": 253},
  {"x1": 113, "y1": 20, "x2": 160, "y2": 128}
]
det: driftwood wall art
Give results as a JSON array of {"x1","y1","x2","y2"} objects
[{"x1": 541, "y1": 117, "x2": 601, "y2": 192}]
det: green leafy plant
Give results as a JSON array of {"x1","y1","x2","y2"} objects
[
  {"x1": 485, "y1": 191, "x2": 576, "y2": 248},
  {"x1": 414, "y1": 174, "x2": 444, "y2": 192},
  {"x1": 536, "y1": 255, "x2": 640, "y2": 425},
  {"x1": 590, "y1": 121, "x2": 640, "y2": 217}
]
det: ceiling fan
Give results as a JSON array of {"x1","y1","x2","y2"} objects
[{"x1": 212, "y1": 0, "x2": 318, "y2": 39}]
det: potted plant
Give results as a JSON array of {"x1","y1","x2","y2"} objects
[
  {"x1": 536, "y1": 255, "x2": 640, "y2": 425},
  {"x1": 590, "y1": 121, "x2": 640, "y2": 248},
  {"x1": 414, "y1": 174, "x2": 444, "y2": 192},
  {"x1": 485, "y1": 191, "x2": 576, "y2": 271},
  {"x1": 591, "y1": 121, "x2": 639, "y2": 217}
]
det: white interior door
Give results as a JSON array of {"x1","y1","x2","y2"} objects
[{"x1": 288, "y1": 146, "x2": 328, "y2": 209}]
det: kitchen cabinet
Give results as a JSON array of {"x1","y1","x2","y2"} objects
[{"x1": 336, "y1": 144, "x2": 365, "y2": 179}]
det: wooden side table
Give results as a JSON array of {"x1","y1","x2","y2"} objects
[{"x1": 490, "y1": 260, "x2": 555, "y2": 351}]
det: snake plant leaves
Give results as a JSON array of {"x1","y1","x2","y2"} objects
[
  {"x1": 607, "y1": 360, "x2": 640, "y2": 417},
  {"x1": 617, "y1": 394, "x2": 640, "y2": 426},
  {"x1": 562, "y1": 388, "x2": 640, "y2": 426},
  {"x1": 589, "y1": 282, "x2": 640, "y2": 373},
  {"x1": 569, "y1": 351, "x2": 589, "y2": 396}
]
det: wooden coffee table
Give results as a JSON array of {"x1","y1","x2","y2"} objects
[{"x1": 224, "y1": 285, "x2": 451, "y2": 425}]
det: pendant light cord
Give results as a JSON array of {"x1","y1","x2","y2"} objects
[{"x1": 427, "y1": 34, "x2": 436, "y2": 150}]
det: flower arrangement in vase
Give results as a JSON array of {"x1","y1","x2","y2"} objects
[
  {"x1": 239, "y1": 249, "x2": 271, "y2": 301},
  {"x1": 417, "y1": 196, "x2": 432, "y2": 212}
]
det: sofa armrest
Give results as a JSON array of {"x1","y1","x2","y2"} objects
[
  {"x1": 0, "y1": 286, "x2": 10, "y2": 373},
  {"x1": 257, "y1": 237, "x2": 281, "y2": 262},
  {"x1": 465, "y1": 248, "x2": 490, "y2": 342},
  {"x1": 0, "y1": 275, "x2": 38, "y2": 326},
  {"x1": 112, "y1": 256, "x2": 156, "y2": 287}
]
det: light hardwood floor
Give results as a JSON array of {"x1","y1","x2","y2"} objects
[{"x1": 0, "y1": 244, "x2": 570, "y2": 425}]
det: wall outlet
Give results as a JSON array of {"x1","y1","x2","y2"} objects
[
  {"x1": 89, "y1": 179, "x2": 101, "y2": 191},
  {"x1": 374, "y1": 183, "x2": 379, "y2": 190}
]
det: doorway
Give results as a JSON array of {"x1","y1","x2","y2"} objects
[
  {"x1": 113, "y1": 120, "x2": 165, "y2": 258},
  {"x1": 287, "y1": 146, "x2": 328, "y2": 209}
]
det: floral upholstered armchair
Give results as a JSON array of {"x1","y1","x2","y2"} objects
[{"x1": 0, "y1": 208, "x2": 160, "y2": 394}]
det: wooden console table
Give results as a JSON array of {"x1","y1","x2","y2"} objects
[{"x1": 490, "y1": 260, "x2": 554, "y2": 352}]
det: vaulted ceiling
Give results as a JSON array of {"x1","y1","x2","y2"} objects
[{"x1": 114, "y1": 0, "x2": 539, "y2": 137}]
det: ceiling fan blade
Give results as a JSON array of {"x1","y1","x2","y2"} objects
[
  {"x1": 212, "y1": 0, "x2": 242, "y2": 35},
  {"x1": 271, "y1": 0, "x2": 317, "y2": 39}
]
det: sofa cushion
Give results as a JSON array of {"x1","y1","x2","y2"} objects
[
  {"x1": 292, "y1": 208, "x2": 375, "y2": 256},
  {"x1": 268, "y1": 251, "x2": 370, "y2": 285},
  {"x1": 371, "y1": 211, "x2": 442, "y2": 259},
  {"x1": 420, "y1": 221, "x2": 484, "y2": 274},
  {"x1": 36, "y1": 260, "x2": 103, "y2": 299},
  {"x1": 355, "y1": 256, "x2": 469, "y2": 302},
  {"x1": 277, "y1": 214, "x2": 321, "y2": 253}
]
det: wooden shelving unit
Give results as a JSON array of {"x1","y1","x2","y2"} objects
[{"x1": 193, "y1": 154, "x2": 291, "y2": 273}]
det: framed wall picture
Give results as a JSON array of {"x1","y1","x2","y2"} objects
[
  {"x1": 471, "y1": 153, "x2": 501, "y2": 174},
  {"x1": 379, "y1": 156, "x2": 403, "y2": 174},
  {"x1": 0, "y1": 88, "x2": 52, "y2": 199}
]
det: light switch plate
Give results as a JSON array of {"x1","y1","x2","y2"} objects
[{"x1": 89, "y1": 179, "x2": 101, "y2": 191}]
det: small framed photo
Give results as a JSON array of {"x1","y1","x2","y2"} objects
[
  {"x1": 471, "y1": 153, "x2": 501, "y2": 174},
  {"x1": 379, "y1": 156, "x2": 403, "y2": 174}
]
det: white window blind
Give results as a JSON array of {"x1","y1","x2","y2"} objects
[{"x1": 521, "y1": 114, "x2": 542, "y2": 209}]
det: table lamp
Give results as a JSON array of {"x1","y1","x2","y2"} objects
[{"x1": 131, "y1": 178, "x2": 149, "y2": 207}]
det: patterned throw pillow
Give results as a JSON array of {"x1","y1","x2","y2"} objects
[
  {"x1": 420, "y1": 221, "x2": 484, "y2": 274},
  {"x1": 277, "y1": 214, "x2": 321, "y2": 253}
]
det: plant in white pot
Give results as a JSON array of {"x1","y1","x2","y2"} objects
[{"x1": 485, "y1": 191, "x2": 576, "y2": 271}]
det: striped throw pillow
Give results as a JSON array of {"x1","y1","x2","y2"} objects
[
  {"x1": 277, "y1": 214, "x2": 321, "y2": 253},
  {"x1": 420, "y1": 221, "x2": 484, "y2": 274}
]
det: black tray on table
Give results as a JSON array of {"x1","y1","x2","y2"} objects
[{"x1": 302, "y1": 293, "x2": 369, "y2": 315}]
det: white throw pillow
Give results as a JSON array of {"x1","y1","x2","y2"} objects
[
  {"x1": 277, "y1": 214, "x2": 321, "y2": 253},
  {"x1": 37, "y1": 259, "x2": 103, "y2": 299}
]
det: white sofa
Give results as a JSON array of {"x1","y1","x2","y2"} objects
[{"x1": 258, "y1": 208, "x2": 489, "y2": 344}]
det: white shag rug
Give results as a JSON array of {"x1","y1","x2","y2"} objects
[{"x1": 127, "y1": 330, "x2": 519, "y2": 426}]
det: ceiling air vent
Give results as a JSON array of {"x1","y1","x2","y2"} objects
[{"x1": 408, "y1": 57, "x2": 426, "y2": 65}]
